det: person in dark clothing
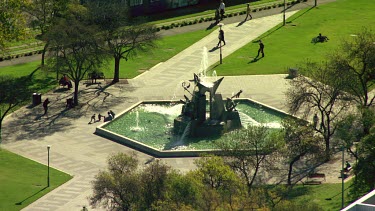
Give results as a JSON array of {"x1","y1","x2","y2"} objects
[
  {"x1": 215, "y1": 8, "x2": 220, "y2": 23},
  {"x1": 43, "y1": 98, "x2": 50, "y2": 115},
  {"x1": 245, "y1": 3, "x2": 252, "y2": 21},
  {"x1": 217, "y1": 29, "x2": 226, "y2": 47},
  {"x1": 257, "y1": 40, "x2": 265, "y2": 57},
  {"x1": 219, "y1": 0, "x2": 225, "y2": 20}
]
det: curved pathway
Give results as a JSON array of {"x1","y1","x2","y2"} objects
[{"x1": 2, "y1": 10, "x2": 348, "y2": 211}]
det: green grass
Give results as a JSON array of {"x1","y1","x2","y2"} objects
[
  {"x1": 0, "y1": 149, "x2": 72, "y2": 211},
  {"x1": 0, "y1": 29, "x2": 214, "y2": 80},
  {"x1": 289, "y1": 180, "x2": 354, "y2": 210},
  {"x1": 99, "y1": 29, "x2": 214, "y2": 79},
  {"x1": 213, "y1": 0, "x2": 375, "y2": 76}
]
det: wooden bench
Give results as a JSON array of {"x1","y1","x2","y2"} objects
[
  {"x1": 307, "y1": 173, "x2": 326, "y2": 181},
  {"x1": 88, "y1": 72, "x2": 105, "y2": 84},
  {"x1": 303, "y1": 180, "x2": 322, "y2": 185}
]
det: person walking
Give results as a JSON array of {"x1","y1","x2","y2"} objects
[
  {"x1": 245, "y1": 3, "x2": 252, "y2": 21},
  {"x1": 256, "y1": 40, "x2": 264, "y2": 57},
  {"x1": 43, "y1": 98, "x2": 50, "y2": 116},
  {"x1": 217, "y1": 29, "x2": 226, "y2": 47},
  {"x1": 219, "y1": 0, "x2": 225, "y2": 20},
  {"x1": 215, "y1": 8, "x2": 220, "y2": 23}
]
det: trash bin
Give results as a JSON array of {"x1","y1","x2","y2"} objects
[{"x1": 32, "y1": 93, "x2": 42, "y2": 106}]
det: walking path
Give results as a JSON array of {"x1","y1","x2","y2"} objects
[{"x1": 1, "y1": 1, "x2": 349, "y2": 210}]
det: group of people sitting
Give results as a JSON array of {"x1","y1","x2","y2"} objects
[
  {"x1": 89, "y1": 110, "x2": 116, "y2": 124},
  {"x1": 59, "y1": 75, "x2": 72, "y2": 89}
]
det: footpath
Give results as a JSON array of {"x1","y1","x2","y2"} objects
[{"x1": 0, "y1": 0, "x2": 350, "y2": 210}]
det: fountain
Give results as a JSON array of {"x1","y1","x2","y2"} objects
[
  {"x1": 174, "y1": 73, "x2": 242, "y2": 137},
  {"x1": 130, "y1": 111, "x2": 143, "y2": 132},
  {"x1": 96, "y1": 75, "x2": 288, "y2": 157},
  {"x1": 199, "y1": 47, "x2": 208, "y2": 77}
]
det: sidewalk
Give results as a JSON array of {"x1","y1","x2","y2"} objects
[{"x1": 1, "y1": 2, "x2": 344, "y2": 211}]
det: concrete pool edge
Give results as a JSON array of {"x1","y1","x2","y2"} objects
[{"x1": 95, "y1": 98, "x2": 293, "y2": 158}]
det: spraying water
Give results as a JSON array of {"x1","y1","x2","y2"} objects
[
  {"x1": 212, "y1": 70, "x2": 217, "y2": 80},
  {"x1": 199, "y1": 47, "x2": 208, "y2": 77},
  {"x1": 131, "y1": 111, "x2": 143, "y2": 132}
]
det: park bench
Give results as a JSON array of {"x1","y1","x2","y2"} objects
[
  {"x1": 303, "y1": 173, "x2": 326, "y2": 185},
  {"x1": 307, "y1": 173, "x2": 326, "y2": 181},
  {"x1": 88, "y1": 71, "x2": 105, "y2": 84}
]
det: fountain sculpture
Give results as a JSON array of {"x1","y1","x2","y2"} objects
[{"x1": 174, "y1": 73, "x2": 243, "y2": 137}]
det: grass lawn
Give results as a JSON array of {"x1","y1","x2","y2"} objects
[
  {"x1": 99, "y1": 29, "x2": 214, "y2": 79},
  {"x1": 0, "y1": 28, "x2": 214, "y2": 80},
  {"x1": 0, "y1": 149, "x2": 72, "y2": 211},
  {"x1": 289, "y1": 180, "x2": 354, "y2": 210},
  {"x1": 213, "y1": 0, "x2": 375, "y2": 76}
]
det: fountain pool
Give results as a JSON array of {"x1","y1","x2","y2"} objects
[{"x1": 96, "y1": 99, "x2": 288, "y2": 157}]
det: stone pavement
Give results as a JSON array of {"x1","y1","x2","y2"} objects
[{"x1": 1, "y1": 8, "x2": 349, "y2": 211}]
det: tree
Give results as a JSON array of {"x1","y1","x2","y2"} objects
[
  {"x1": 218, "y1": 126, "x2": 281, "y2": 193},
  {"x1": 0, "y1": 75, "x2": 34, "y2": 142},
  {"x1": 139, "y1": 159, "x2": 171, "y2": 210},
  {"x1": 24, "y1": 0, "x2": 70, "y2": 65},
  {"x1": 350, "y1": 129, "x2": 375, "y2": 199},
  {"x1": 47, "y1": 2, "x2": 106, "y2": 106},
  {"x1": 192, "y1": 156, "x2": 249, "y2": 211},
  {"x1": 0, "y1": 0, "x2": 26, "y2": 50},
  {"x1": 280, "y1": 117, "x2": 323, "y2": 186},
  {"x1": 287, "y1": 61, "x2": 350, "y2": 159},
  {"x1": 90, "y1": 153, "x2": 141, "y2": 210},
  {"x1": 86, "y1": 0, "x2": 158, "y2": 83},
  {"x1": 330, "y1": 29, "x2": 375, "y2": 134}
]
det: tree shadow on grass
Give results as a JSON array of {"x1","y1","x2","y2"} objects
[
  {"x1": 15, "y1": 186, "x2": 47, "y2": 205},
  {"x1": 255, "y1": 6, "x2": 314, "y2": 42}
]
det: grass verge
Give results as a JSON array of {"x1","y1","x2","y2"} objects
[
  {"x1": 0, "y1": 149, "x2": 72, "y2": 211},
  {"x1": 212, "y1": 0, "x2": 375, "y2": 76}
]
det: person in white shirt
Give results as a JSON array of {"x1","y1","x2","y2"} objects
[{"x1": 219, "y1": 0, "x2": 225, "y2": 20}]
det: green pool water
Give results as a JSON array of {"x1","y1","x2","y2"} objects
[{"x1": 103, "y1": 100, "x2": 287, "y2": 151}]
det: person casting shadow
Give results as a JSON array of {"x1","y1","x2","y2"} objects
[
  {"x1": 256, "y1": 40, "x2": 265, "y2": 58},
  {"x1": 217, "y1": 29, "x2": 226, "y2": 47}
]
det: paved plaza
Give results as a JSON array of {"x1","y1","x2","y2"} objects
[{"x1": 1, "y1": 5, "x2": 352, "y2": 211}]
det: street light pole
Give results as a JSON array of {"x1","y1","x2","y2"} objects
[
  {"x1": 47, "y1": 145, "x2": 50, "y2": 187},
  {"x1": 217, "y1": 23, "x2": 224, "y2": 64},
  {"x1": 341, "y1": 146, "x2": 345, "y2": 209}
]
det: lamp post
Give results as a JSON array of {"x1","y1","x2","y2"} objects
[
  {"x1": 47, "y1": 145, "x2": 51, "y2": 187},
  {"x1": 217, "y1": 23, "x2": 224, "y2": 64},
  {"x1": 341, "y1": 145, "x2": 345, "y2": 209}
]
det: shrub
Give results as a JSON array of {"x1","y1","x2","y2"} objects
[
  {"x1": 193, "y1": 19, "x2": 198, "y2": 24},
  {"x1": 199, "y1": 17, "x2": 204, "y2": 23},
  {"x1": 228, "y1": 13, "x2": 233, "y2": 17},
  {"x1": 164, "y1": 25, "x2": 170, "y2": 30},
  {"x1": 278, "y1": 3, "x2": 284, "y2": 7},
  {"x1": 156, "y1": 27, "x2": 161, "y2": 32},
  {"x1": 267, "y1": 6, "x2": 271, "y2": 9},
  {"x1": 188, "y1": 21, "x2": 192, "y2": 25},
  {"x1": 233, "y1": 12, "x2": 238, "y2": 16},
  {"x1": 272, "y1": 4, "x2": 277, "y2": 8},
  {"x1": 0, "y1": 57, "x2": 3, "y2": 62}
]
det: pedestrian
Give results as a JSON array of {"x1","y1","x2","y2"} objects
[
  {"x1": 313, "y1": 113, "x2": 319, "y2": 129},
  {"x1": 217, "y1": 29, "x2": 226, "y2": 47},
  {"x1": 98, "y1": 113, "x2": 103, "y2": 122},
  {"x1": 89, "y1": 114, "x2": 96, "y2": 124},
  {"x1": 109, "y1": 110, "x2": 116, "y2": 118},
  {"x1": 245, "y1": 3, "x2": 252, "y2": 21},
  {"x1": 256, "y1": 40, "x2": 264, "y2": 58},
  {"x1": 215, "y1": 8, "x2": 220, "y2": 23},
  {"x1": 43, "y1": 98, "x2": 50, "y2": 115},
  {"x1": 219, "y1": 0, "x2": 225, "y2": 20}
]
